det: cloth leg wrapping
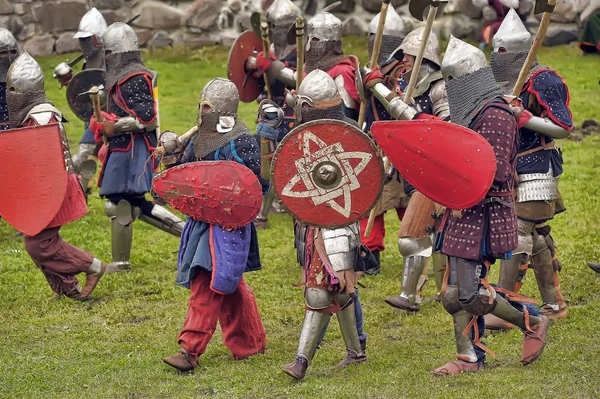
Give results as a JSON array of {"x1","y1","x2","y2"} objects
[{"x1": 24, "y1": 226, "x2": 93, "y2": 295}]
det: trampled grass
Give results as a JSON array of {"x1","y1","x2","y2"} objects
[{"x1": 0, "y1": 40, "x2": 599, "y2": 399}]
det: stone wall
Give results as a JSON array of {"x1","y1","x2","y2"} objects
[{"x1": 1, "y1": 0, "x2": 587, "y2": 57}]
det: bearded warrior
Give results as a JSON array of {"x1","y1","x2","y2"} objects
[
  {"x1": 358, "y1": 7, "x2": 406, "y2": 274},
  {"x1": 489, "y1": 9, "x2": 572, "y2": 322},
  {"x1": 363, "y1": 29, "x2": 449, "y2": 308},
  {"x1": 0, "y1": 28, "x2": 19, "y2": 131},
  {"x1": 6, "y1": 53, "x2": 108, "y2": 300},
  {"x1": 160, "y1": 78, "x2": 267, "y2": 371},
  {"x1": 281, "y1": 70, "x2": 367, "y2": 380},
  {"x1": 246, "y1": 0, "x2": 302, "y2": 229},
  {"x1": 89, "y1": 22, "x2": 184, "y2": 272}
]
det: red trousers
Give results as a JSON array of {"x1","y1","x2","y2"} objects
[
  {"x1": 23, "y1": 226, "x2": 93, "y2": 295},
  {"x1": 178, "y1": 271, "x2": 266, "y2": 364},
  {"x1": 359, "y1": 209, "x2": 405, "y2": 252}
]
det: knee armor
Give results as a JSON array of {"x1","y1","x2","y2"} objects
[
  {"x1": 454, "y1": 258, "x2": 496, "y2": 316},
  {"x1": 305, "y1": 287, "x2": 333, "y2": 311},
  {"x1": 397, "y1": 235, "x2": 434, "y2": 258}
]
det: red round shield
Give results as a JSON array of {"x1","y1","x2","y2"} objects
[
  {"x1": 272, "y1": 120, "x2": 385, "y2": 229},
  {"x1": 0, "y1": 124, "x2": 68, "y2": 236},
  {"x1": 227, "y1": 30, "x2": 263, "y2": 103},
  {"x1": 152, "y1": 161, "x2": 262, "y2": 229},
  {"x1": 371, "y1": 120, "x2": 497, "y2": 209}
]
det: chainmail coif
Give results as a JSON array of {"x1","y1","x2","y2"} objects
[
  {"x1": 6, "y1": 90, "x2": 47, "y2": 128},
  {"x1": 193, "y1": 111, "x2": 249, "y2": 160},
  {"x1": 446, "y1": 67, "x2": 503, "y2": 128},
  {"x1": 305, "y1": 40, "x2": 348, "y2": 73},
  {"x1": 79, "y1": 37, "x2": 105, "y2": 70},
  {"x1": 105, "y1": 51, "x2": 151, "y2": 91},
  {"x1": 300, "y1": 103, "x2": 358, "y2": 127},
  {"x1": 368, "y1": 34, "x2": 404, "y2": 67}
]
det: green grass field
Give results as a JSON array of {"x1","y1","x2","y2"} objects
[{"x1": 0, "y1": 40, "x2": 599, "y2": 399}]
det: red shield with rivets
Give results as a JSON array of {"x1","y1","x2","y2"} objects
[
  {"x1": 227, "y1": 30, "x2": 263, "y2": 103},
  {"x1": 272, "y1": 119, "x2": 385, "y2": 228},
  {"x1": 0, "y1": 124, "x2": 68, "y2": 236},
  {"x1": 371, "y1": 120, "x2": 497, "y2": 209},
  {"x1": 152, "y1": 161, "x2": 262, "y2": 229}
]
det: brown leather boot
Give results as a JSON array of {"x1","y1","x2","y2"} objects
[
  {"x1": 335, "y1": 350, "x2": 367, "y2": 368},
  {"x1": 163, "y1": 348, "x2": 196, "y2": 371},
  {"x1": 80, "y1": 263, "x2": 106, "y2": 300},
  {"x1": 432, "y1": 359, "x2": 484, "y2": 376},
  {"x1": 521, "y1": 315, "x2": 549, "y2": 365},
  {"x1": 384, "y1": 295, "x2": 420, "y2": 311},
  {"x1": 281, "y1": 357, "x2": 308, "y2": 380}
]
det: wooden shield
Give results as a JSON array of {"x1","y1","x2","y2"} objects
[
  {"x1": 272, "y1": 119, "x2": 385, "y2": 229},
  {"x1": 0, "y1": 124, "x2": 68, "y2": 236},
  {"x1": 227, "y1": 30, "x2": 263, "y2": 103},
  {"x1": 66, "y1": 68, "x2": 105, "y2": 121},
  {"x1": 371, "y1": 120, "x2": 497, "y2": 209},
  {"x1": 152, "y1": 161, "x2": 262, "y2": 229}
]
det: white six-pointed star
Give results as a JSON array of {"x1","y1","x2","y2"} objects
[{"x1": 281, "y1": 131, "x2": 373, "y2": 218}]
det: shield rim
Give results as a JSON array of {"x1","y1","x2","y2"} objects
[
  {"x1": 65, "y1": 68, "x2": 106, "y2": 121},
  {"x1": 271, "y1": 119, "x2": 385, "y2": 229},
  {"x1": 152, "y1": 160, "x2": 263, "y2": 229},
  {"x1": 372, "y1": 119, "x2": 497, "y2": 209},
  {"x1": 227, "y1": 30, "x2": 263, "y2": 103},
  {"x1": 0, "y1": 124, "x2": 68, "y2": 236}
]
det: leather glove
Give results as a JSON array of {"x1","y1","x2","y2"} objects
[{"x1": 363, "y1": 68, "x2": 384, "y2": 90}]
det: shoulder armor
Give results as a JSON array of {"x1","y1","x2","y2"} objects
[{"x1": 429, "y1": 79, "x2": 449, "y2": 119}]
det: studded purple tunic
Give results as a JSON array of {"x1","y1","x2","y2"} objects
[{"x1": 442, "y1": 99, "x2": 519, "y2": 261}]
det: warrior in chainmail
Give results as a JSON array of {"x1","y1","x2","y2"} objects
[
  {"x1": 281, "y1": 70, "x2": 366, "y2": 380},
  {"x1": 367, "y1": 5, "x2": 405, "y2": 67},
  {"x1": 245, "y1": 0, "x2": 301, "y2": 229},
  {"x1": 89, "y1": 22, "x2": 184, "y2": 272},
  {"x1": 54, "y1": 8, "x2": 109, "y2": 196},
  {"x1": 490, "y1": 8, "x2": 572, "y2": 323},
  {"x1": 431, "y1": 36, "x2": 550, "y2": 376},
  {"x1": 5, "y1": 53, "x2": 108, "y2": 300},
  {"x1": 160, "y1": 78, "x2": 268, "y2": 372},
  {"x1": 0, "y1": 28, "x2": 19, "y2": 131}
]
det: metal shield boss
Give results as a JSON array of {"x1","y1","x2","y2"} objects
[
  {"x1": 227, "y1": 30, "x2": 263, "y2": 103},
  {"x1": 66, "y1": 68, "x2": 106, "y2": 121},
  {"x1": 152, "y1": 161, "x2": 262, "y2": 229},
  {"x1": 371, "y1": 120, "x2": 497, "y2": 209},
  {"x1": 272, "y1": 120, "x2": 385, "y2": 229},
  {"x1": 0, "y1": 124, "x2": 68, "y2": 236}
]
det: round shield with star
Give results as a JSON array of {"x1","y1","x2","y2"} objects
[{"x1": 271, "y1": 119, "x2": 385, "y2": 229}]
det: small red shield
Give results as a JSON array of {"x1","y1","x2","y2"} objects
[
  {"x1": 227, "y1": 30, "x2": 263, "y2": 103},
  {"x1": 371, "y1": 120, "x2": 497, "y2": 209},
  {"x1": 152, "y1": 161, "x2": 262, "y2": 229},
  {"x1": 272, "y1": 120, "x2": 385, "y2": 229},
  {"x1": 0, "y1": 124, "x2": 68, "y2": 236}
]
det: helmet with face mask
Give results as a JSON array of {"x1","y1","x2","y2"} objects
[
  {"x1": 368, "y1": 7, "x2": 405, "y2": 66},
  {"x1": 6, "y1": 52, "x2": 48, "y2": 128},
  {"x1": 490, "y1": 8, "x2": 533, "y2": 94},
  {"x1": 304, "y1": 12, "x2": 346, "y2": 73},
  {"x1": 0, "y1": 28, "x2": 19, "y2": 83},
  {"x1": 266, "y1": 0, "x2": 302, "y2": 60},
  {"x1": 73, "y1": 8, "x2": 108, "y2": 69},
  {"x1": 194, "y1": 78, "x2": 251, "y2": 159},
  {"x1": 441, "y1": 36, "x2": 501, "y2": 127}
]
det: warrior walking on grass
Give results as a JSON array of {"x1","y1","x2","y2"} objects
[
  {"x1": 4, "y1": 53, "x2": 107, "y2": 300},
  {"x1": 160, "y1": 78, "x2": 267, "y2": 371}
]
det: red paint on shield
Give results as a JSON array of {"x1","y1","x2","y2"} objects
[
  {"x1": 152, "y1": 161, "x2": 262, "y2": 229},
  {"x1": 371, "y1": 120, "x2": 497, "y2": 209},
  {"x1": 227, "y1": 30, "x2": 263, "y2": 103},
  {"x1": 0, "y1": 124, "x2": 68, "y2": 236},
  {"x1": 272, "y1": 120, "x2": 384, "y2": 229}
]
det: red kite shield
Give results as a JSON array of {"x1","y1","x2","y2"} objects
[
  {"x1": 371, "y1": 120, "x2": 497, "y2": 209},
  {"x1": 0, "y1": 124, "x2": 68, "y2": 236},
  {"x1": 227, "y1": 30, "x2": 263, "y2": 103},
  {"x1": 152, "y1": 161, "x2": 263, "y2": 229},
  {"x1": 272, "y1": 120, "x2": 385, "y2": 229}
]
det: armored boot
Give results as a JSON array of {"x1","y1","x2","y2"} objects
[
  {"x1": 105, "y1": 200, "x2": 134, "y2": 272},
  {"x1": 334, "y1": 295, "x2": 366, "y2": 368},
  {"x1": 385, "y1": 255, "x2": 427, "y2": 311},
  {"x1": 282, "y1": 309, "x2": 331, "y2": 380},
  {"x1": 491, "y1": 295, "x2": 549, "y2": 365},
  {"x1": 255, "y1": 189, "x2": 275, "y2": 230},
  {"x1": 532, "y1": 235, "x2": 567, "y2": 319},
  {"x1": 139, "y1": 204, "x2": 184, "y2": 237}
]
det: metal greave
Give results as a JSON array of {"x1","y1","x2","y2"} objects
[
  {"x1": 296, "y1": 310, "x2": 331, "y2": 364},
  {"x1": 453, "y1": 310, "x2": 478, "y2": 362},
  {"x1": 531, "y1": 235, "x2": 558, "y2": 305},
  {"x1": 399, "y1": 255, "x2": 427, "y2": 306},
  {"x1": 335, "y1": 294, "x2": 364, "y2": 356},
  {"x1": 490, "y1": 295, "x2": 541, "y2": 330}
]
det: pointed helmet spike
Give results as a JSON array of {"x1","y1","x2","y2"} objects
[
  {"x1": 73, "y1": 7, "x2": 108, "y2": 41},
  {"x1": 492, "y1": 8, "x2": 532, "y2": 53},
  {"x1": 441, "y1": 35, "x2": 488, "y2": 81},
  {"x1": 369, "y1": 6, "x2": 404, "y2": 36}
]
